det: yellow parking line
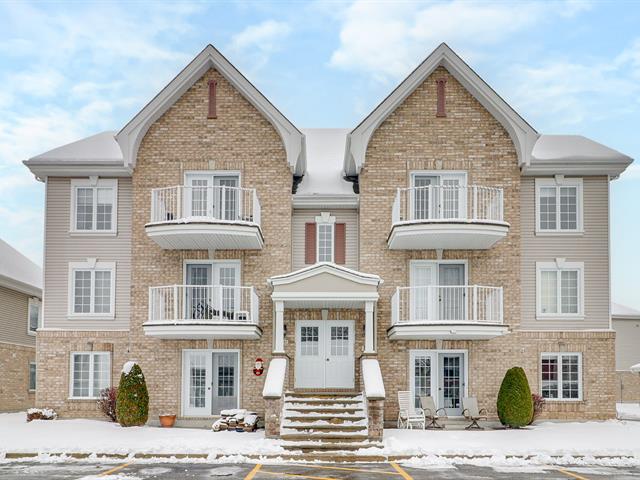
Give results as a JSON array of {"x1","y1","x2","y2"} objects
[
  {"x1": 557, "y1": 468, "x2": 591, "y2": 480},
  {"x1": 97, "y1": 462, "x2": 131, "y2": 477},
  {"x1": 259, "y1": 470, "x2": 340, "y2": 480},
  {"x1": 294, "y1": 463, "x2": 402, "y2": 475},
  {"x1": 390, "y1": 462, "x2": 414, "y2": 480},
  {"x1": 244, "y1": 463, "x2": 263, "y2": 480}
]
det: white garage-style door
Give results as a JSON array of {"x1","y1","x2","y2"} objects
[{"x1": 294, "y1": 320, "x2": 355, "y2": 389}]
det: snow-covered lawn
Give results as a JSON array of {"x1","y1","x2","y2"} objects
[
  {"x1": 0, "y1": 412, "x2": 284, "y2": 457},
  {"x1": 617, "y1": 402, "x2": 640, "y2": 420},
  {"x1": 368, "y1": 420, "x2": 640, "y2": 458}
]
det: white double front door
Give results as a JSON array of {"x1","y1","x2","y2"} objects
[
  {"x1": 410, "y1": 350, "x2": 467, "y2": 416},
  {"x1": 182, "y1": 350, "x2": 239, "y2": 416},
  {"x1": 295, "y1": 320, "x2": 355, "y2": 389}
]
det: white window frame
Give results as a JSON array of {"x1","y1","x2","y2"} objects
[
  {"x1": 28, "y1": 361, "x2": 36, "y2": 392},
  {"x1": 70, "y1": 178, "x2": 118, "y2": 235},
  {"x1": 315, "y1": 212, "x2": 336, "y2": 263},
  {"x1": 68, "y1": 260, "x2": 116, "y2": 319},
  {"x1": 536, "y1": 260, "x2": 584, "y2": 320},
  {"x1": 68, "y1": 351, "x2": 111, "y2": 400},
  {"x1": 540, "y1": 352, "x2": 583, "y2": 401},
  {"x1": 27, "y1": 297, "x2": 41, "y2": 335},
  {"x1": 184, "y1": 170, "x2": 242, "y2": 219},
  {"x1": 410, "y1": 170, "x2": 468, "y2": 220},
  {"x1": 535, "y1": 177, "x2": 583, "y2": 234}
]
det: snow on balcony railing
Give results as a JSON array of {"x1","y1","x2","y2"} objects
[
  {"x1": 148, "y1": 285, "x2": 259, "y2": 325},
  {"x1": 391, "y1": 185, "x2": 504, "y2": 224},
  {"x1": 391, "y1": 285, "x2": 503, "y2": 325},
  {"x1": 149, "y1": 185, "x2": 261, "y2": 226}
]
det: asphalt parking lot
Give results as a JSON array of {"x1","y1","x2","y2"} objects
[{"x1": 1, "y1": 461, "x2": 639, "y2": 479}]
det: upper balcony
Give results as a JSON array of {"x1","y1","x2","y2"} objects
[
  {"x1": 143, "y1": 284, "x2": 260, "y2": 339},
  {"x1": 145, "y1": 185, "x2": 263, "y2": 250},
  {"x1": 388, "y1": 185, "x2": 509, "y2": 250},
  {"x1": 389, "y1": 285, "x2": 508, "y2": 340}
]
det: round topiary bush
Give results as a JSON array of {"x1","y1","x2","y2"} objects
[
  {"x1": 497, "y1": 366, "x2": 533, "y2": 428},
  {"x1": 116, "y1": 361, "x2": 149, "y2": 427}
]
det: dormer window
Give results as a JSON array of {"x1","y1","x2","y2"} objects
[{"x1": 316, "y1": 213, "x2": 335, "y2": 263}]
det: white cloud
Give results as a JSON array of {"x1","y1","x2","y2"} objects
[
  {"x1": 329, "y1": 0, "x2": 590, "y2": 82},
  {"x1": 229, "y1": 20, "x2": 292, "y2": 71}
]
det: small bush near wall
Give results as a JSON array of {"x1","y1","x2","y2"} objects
[
  {"x1": 26, "y1": 408, "x2": 57, "y2": 422},
  {"x1": 497, "y1": 367, "x2": 533, "y2": 428},
  {"x1": 116, "y1": 362, "x2": 149, "y2": 427},
  {"x1": 98, "y1": 387, "x2": 118, "y2": 422},
  {"x1": 529, "y1": 393, "x2": 546, "y2": 425}
]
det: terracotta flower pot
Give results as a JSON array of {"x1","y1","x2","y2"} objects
[{"x1": 159, "y1": 414, "x2": 176, "y2": 428}]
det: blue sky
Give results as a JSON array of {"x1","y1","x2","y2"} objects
[{"x1": 0, "y1": 0, "x2": 638, "y2": 308}]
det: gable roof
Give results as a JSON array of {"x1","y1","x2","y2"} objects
[
  {"x1": 344, "y1": 43, "x2": 539, "y2": 176},
  {"x1": 0, "y1": 238, "x2": 42, "y2": 297},
  {"x1": 116, "y1": 44, "x2": 306, "y2": 175}
]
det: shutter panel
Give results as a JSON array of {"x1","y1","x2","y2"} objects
[
  {"x1": 208, "y1": 80, "x2": 217, "y2": 119},
  {"x1": 305, "y1": 223, "x2": 316, "y2": 264},
  {"x1": 334, "y1": 223, "x2": 346, "y2": 265}
]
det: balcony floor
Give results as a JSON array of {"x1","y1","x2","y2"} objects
[
  {"x1": 387, "y1": 322, "x2": 509, "y2": 340},
  {"x1": 143, "y1": 322, "x2": 262, "y2": 340},
  {"x1": 145, "y1": 220, "x2": 264, "y2": 250},
  {"x1": 387, "y1": 221, "x2": 509, "y2": 250}
]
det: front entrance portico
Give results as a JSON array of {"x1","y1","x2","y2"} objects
[{"x1": 268, "y1": 263, "x2": 382, "y2": 388}]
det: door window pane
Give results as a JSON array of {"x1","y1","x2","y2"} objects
[
  {"x1": 330, "y1": 326, "x2": 349, "y2": 356},
  {"x1": 413, "y1": 355, "x2": 431, "y2": 408},
  {"x1": 217, "y1": 178, "x2": 239, "y2": 221},
  {"x1": 76, "y1": 188, "x2": 94, "y2": 230},
  {"x1": 216, "y1": 354, "x2": 236, "y2": 397},
  {"x1": 441, "y1": 179, "x2": 460, "y2": 219},
  {"x1": 190, "y1": 179, "x2": 209, "y2": 217},
  {"x1": 300, "y1": 326, "x2": 319, "y2": 356},
  {"x1": 189, "y1": 354, "x2": 207, "y2": 408},
  {"x1": 539, "y1": 186, "x2": 557, "y2": 230},
  {"x1": 441, "y1": 355, "x2": 461, "y2": 410},
  {"x1": 438, "y1": 264, "x2": 465, "y2": 321},
  {"x1": 413, "y1": 177, "x2": 434, "y2": 220}
]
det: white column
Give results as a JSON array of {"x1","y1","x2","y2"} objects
[
  {"x1": 364, "y1": 301, "x2": 376, "y2": 354},
  {"x1": 274, "y1": 301, "x2": 285, "y2": 354}
]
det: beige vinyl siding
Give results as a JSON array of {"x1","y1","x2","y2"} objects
[
  {"x1": 521, "y1": 176, "x2": 610, "y2": 330},
  {"x1": 292, "y1": 209, "x2": 358, "y2": 271},
  {"x1": 43, "y1": 177, "x2": 132, "y2": 330},
  {"x1": 0, "y1": 286, "x2": 36, "y2": 346},
  {"x1": 613, "y1": 318, "x2": 640, "y2": 370}
]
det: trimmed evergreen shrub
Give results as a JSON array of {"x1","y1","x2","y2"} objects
[
  {"x1": 116, "y1": 362, "x2": 149, "y2": 427},
  {"x1": 497, "y1": 366, "x2": 533, "y2": 428}
]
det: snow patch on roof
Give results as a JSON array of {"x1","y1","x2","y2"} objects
[
  {"x1": 532, "y1": 135, "x2": 632, "y2": 163},
  {"x1": 26, "y1": 131, "x2": 123, "y2": 164},
  {"x1": 0, "y1": 238, "x2": 42, "y2": 293},
  {"x1": 612, "y1": 302, "x2": 640, "y2": 318},
  {"x1": 296, "y1": 128, "x2": 354, "y2": 196}
]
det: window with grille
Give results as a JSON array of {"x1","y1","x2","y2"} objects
[
  {"x1": 69, "y1": 262, "x2": 115, "y2": 318},
  {"x1": 71, "y1": 179, "x2": 117, "y2": 233},
  {"x1": 541, "y1": 353, "x2": 582, "y2": 400},
  {"x1": 537, "y1": 262, "x2": 583, "y2": 318},
  {"x1": 300, "y1": 326, "x2": 319, "y2": 356},
  {"x1": 536, "y1": 178, "x2": 582, "y2": 233},
  {"x1": 70, "y1": 352, "x2": 110, "y2": 398}
]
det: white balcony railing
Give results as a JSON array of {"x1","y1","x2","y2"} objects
[
  {"x1": 391, "y1": 285, "x2": 503, "y2": 325},
  {"x1": 392, "y1": 185, "x2": 504, "y2": 224},
  {"x1": 149, "y1": 285, "x2": 259, "y2": 325},
  {"x1": 149, "y1": 185, "x2": 261, "y2": 226}
]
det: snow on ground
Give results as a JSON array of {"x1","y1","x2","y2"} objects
[
  {"x1": 362, "y1": 420, "x2": 640, "y2": 458},
  {"x1": 617, "y1": 402, "x2": 640, "y2": 420},
  {"x1": 0, "y1": 412, "x2": 284, "y2": 456}
]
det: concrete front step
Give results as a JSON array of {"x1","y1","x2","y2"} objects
[
  {"x1": 286, "y1": 406, "x2": 362, "y2": 414},
  {"x1": 282, "y1": 441, "x2": 383, "y2": 452},
  {"x1": 280, "y1": 434, "x2": 369, "y2": 442},
  {"x1": 283, "y1": 424, "x2": 367, "y2": 432},
  {"x1": 285, "y1": 415, "x2": 367, "y2": 422},
  {"x1": 285, "y1": 399, "x2": 363, "y2": 406},
  {"x1": 288, "y1": 391, "x2": 361, "y2": 397}
]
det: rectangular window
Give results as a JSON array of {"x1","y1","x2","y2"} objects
[
  {"x1": 317, "y1": 223, "x2": 334, "y2": 262},
  {"x1": 70, "y1": 352, "x2": 110, "y2": 399},
  {"x1": 536, "y1": 178, "x2": 582, "y2": 233},
  {"x1": 68, "y1": 262, "x2": 115, "y2": 318},
  {"x1": 28, "y1": 298, "x2": 41, "y2": 334},
  {"x1": 536, "y1": 262, "x2": 583, "y2": 318},
  {"x1": 29, "y1": 362, "x2": 36, "y2": 391},
  {"x1": 411, "y1": 172, "x2": 467, "y2": 221},
  {"x1": 71, "y1": 179, "x2": 117, "y2": 233},
  {"x1": 541, "y1": 353, "x2": 582, "y2": 400}
]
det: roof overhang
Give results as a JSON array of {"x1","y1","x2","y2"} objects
[
  {"x1": 344, "y1": 43, "x2": 538, "y2": 176},
  {"x1": 521, "y1": 158, "x2": 633, "y2": 179},
  {"x1": 292, "y1": 194, "x2": 359, "y2": 209},
  {"x1": 268, "y1": 262, "x2": 382, "y2": 309},
  {"x1": 116, "y1": 44, "x2": 306, "y2": 175},
  {"x1": 23, "y1": 160, "x2": 132, "y2": 181},
  {"x1": 0, "y1": 274, "x2": 41, "y2": 297}
]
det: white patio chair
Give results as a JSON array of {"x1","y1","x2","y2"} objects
[{"x1": 397, "y1": 390, "x2": 425, "y2": 429}]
